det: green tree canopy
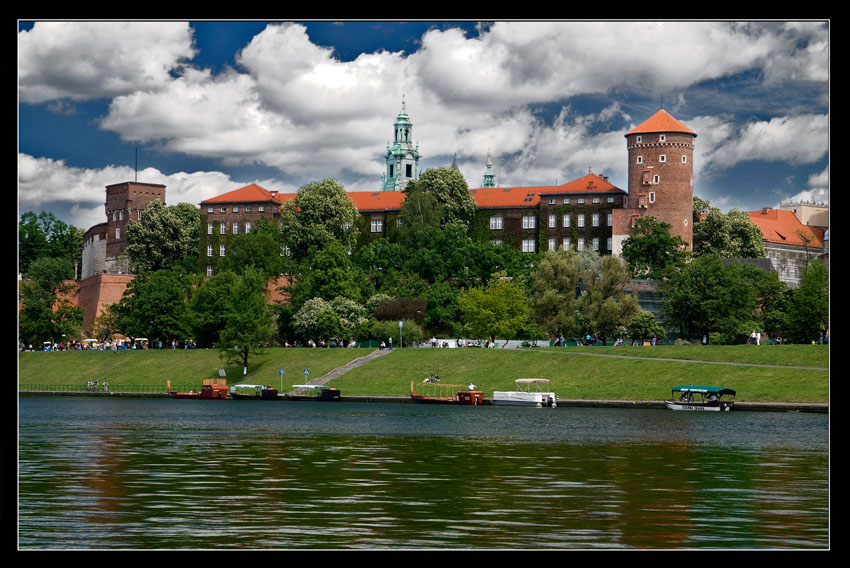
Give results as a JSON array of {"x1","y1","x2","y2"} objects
[
  {"x1": 693, "y1": 207, "x2": 765, "y2": 259},
  {"x1": 620, "y1": 216, "x2": 689, "y2": 279},
  {"x1": 218, "y1": 268, "x2": 275, "y2": 372},
  {"x1": 125, "y1": 200, "x2": 201, "y2": 273},
  {"x1": 786, "y1": 261, "x2": 829, "y2": 344},
  {"x1": 576, "y1": 251, "x2": 640, "y2": 345},
  {"x1": 626, "y1": 311, "x2": 665, "y2": 344},
  {"x1": 403, "y1": 167, "x2": 477, "y2": 227},
  {"x1": 113, "y1": 269, "x2": 193, "y2": 345},
  {"x1": 278, "y1": 178, "x2": 359, "y2": 259},
  {"x1": 19, "y1": 211, "x2": 84, "y2": 277},
  {"x1": 189, "y1": 270, "x2": 242, "y2": 347},
  {"x1": 458, "y1": 271, "x2": 529, "y2": 344},
  {"x1": 219, "y1": 219, "x2": 284, "y2": 279},
  {"x1": 529, "y1": 249, "x2": 580, "y2": 340},
  {"x1": 18, "y1": 257, "x2": 83, "y2": 346}
]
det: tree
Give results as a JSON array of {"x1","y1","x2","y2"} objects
[
  {"x1": 626, "y1": 311, "x2": 665, "y2": 344},
  {"x1": 397, "y1": 186, "x2": 445, "y2": 246},
  {"x1": 219, "y1": 219, "x2": 284, "y2": 279},
  {"x1": 278, "y1": 178, "x2": 359, "y2": 259},
  {"x1": 576, "y1": 251, "x2": 640, "y2": 345},
  {"x1": 291, "y1": 296, "x2": 367, "y2": 343},
  {"x1": 289, "y1": 240, "x2": 363, "y2": 307},
  {"x1": 693, "y1": 207, "x2": 765, "y2": 259},
  {"x1": 529, "y1": 249, "x2": 580, "y2": 340},
  {"x1": 19, "y1": 211, "x2": 84, "y2": 277},
  {"x1": 189, "y1": 270, "x2": 241, "y2": 347},
  {"x1": 786, "y1": 261, "x2": 829, "y2": 344},
  {"x1": 125, "y1": 200, "x2": 201, "y2": 272},
  {"x1": 458, "y1": 271, "x2": 529, "y2": 345},
  {"x1": 661, "y1": 255, "x2": 761, "y2": 344},
  {"x1": 18, "y1": 257, "x2": 83, "y2": 346},
  {"x1": 113, "y1": 269, "x2": 193, "y2": 345},
  {"x1": 620, "y1": 216, "x2": 689, "y2": 279},
  {"x1": 403, "y1": 167, "x2": 477, "y2": 227},
  {"x1": 218, "y1": 268, "x2": 275, "y2": 372}
]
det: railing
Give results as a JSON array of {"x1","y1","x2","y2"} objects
[{"x1": 19, "y1": 384, "x2": 197, "y2": 394}]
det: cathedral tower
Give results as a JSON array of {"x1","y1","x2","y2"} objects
[
  {"x1": 612, "y1": 109, "x2": 696, "y2": 253},
  {"x1": 382, "y1": 98, "x2": 421, "y2": 191}
]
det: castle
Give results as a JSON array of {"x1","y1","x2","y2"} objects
[{"x1": 78, "y1": 106, "x2": 702, "y2": 334}]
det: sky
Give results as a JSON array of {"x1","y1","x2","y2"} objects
[{"x1": 18, "y1": 20, "x2": 830, "y2": 233}]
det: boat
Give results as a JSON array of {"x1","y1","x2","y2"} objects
[
  {"x1": 286, "y1": 384, "x2": 342, "y2": 401},
  {"x1": 492, "y1": 378, "x2": 558, "y2": 407},
  {"x1": 229, "y1": 384, "x2": 279, "y2": 400},
  {"x1": 665, "y1": 385, "x2": 736, "y2": 411},
  {"x1": 410, "y1": 381, "x2": 484, "y2": 405},
  {"x1": 166, "y1": 378, "x2": 228, "y2": 399}
]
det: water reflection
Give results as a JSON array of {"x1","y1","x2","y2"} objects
[{"x1": 19, "y1": 398, "x2": 828, "y2": 549}]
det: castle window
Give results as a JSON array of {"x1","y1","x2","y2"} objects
[
  {"x1": 636, "y1": 136, "x2": 642, "y2": 143},
  {"x1": 246, "y1": 206, "x2": 252, "y2": 212},
  {"x1": 206, "y1": 265, "x2": 214, "y2": 277},
  {"x1": 548, "y1": 238, "x2": 556, "y2": 251},
  {"x1": 593, "y1": 238, "x2": 600, "y2": 251},
  {"x1": 490, "y1": 239, "x2": 503, "y2": 246},
  {"x1": 549, "y1": 214, "x2": 557, "y2": 228},
  {"x1": 220, "y1": 222, "x2": 226, "y2": 235},
  {"x1": 682, "y1": 155, "x2": 687, "y2": 163},
  {"x1": 592, "y1": 213, "x2": 599, "y2": 227},
  {"x1": 563, "y1": 198, "x2": 570, "y2": 204},
  {"x1": 207, "y1": 222, "x2": 213, "y2": 235},
  {"x1": 371, "y1": 218, "x2": 384, "y2": 233},
  {"x1": 637, "y1": 155, "x2": 643, "y2": 164},
  {"x1": 220, "y1": 207, "x2": 226, "y2": 213},
  {"x1": 245, "y1": 221, "x2": 252, "y2": 233},
  {"x1": 259, "y1": 206, "x2": 265, "y2": 212},
  {"x1": 652, "y1": 175, "x2": 660, "y2": 184},
  {"x1": 659, "y1": 134, "x2": 666, "y2": 142},
  {"x1": 649, "y1": 192, "x2": 656, "y2": 203},
  {"x1": 207, "y1": 207, "x2": 213, "y2": 213},
  {"x1": 490, "y1": 216, "x2": 503, "y2": 230},
  {"x1": 608, "y1": 197, "x2": 614, "y2": 203},
  {"x1": 607, "y1": 238, "x2": 612, "y2": 251},
  {"x1": 219, "y1": 243, "x2": 226, "y2": 256},
  {"x1": 659, "y1": 154, "x2": 666, "y2": 163},
  {"x1": 406, "y1": 164, "x2": 412, "y2": 177},
  {"x1": 577, "y1": 238, "x2": 585, "y2": 251},
  {"x1": 578, "y1": 198, "x2": 585, "y2": 204},
  {"x1": 563, "y1": 214, "x2": 571, "y2": 228},
  {"x1": 549, "y1": 198, "x2": 556, "y2": 205},
  {"x1": 389, "y1": 165, "x2": 394, "y2": 178},
  {"x1": 232, "y1": 222, "x2": 239, "y2": 235},
  {"x1": 592, "y1": 197, "x2": 600, "y2": 204},
  {"x1": 522, "y1": 215, "x2": 536, "y2": 229},
  {"x1": 522, "y1": 239, "x2": 536, "y2": 253},
  {"x1": 115, "y1": 227, "x2": 120, "y2": 239},
  {"x1": 562, "y1": 237, "x2": 571, "y2": 250},
  {"x1": 607, "y1": 213, "x2": 613, "y2": 226},
  {"x1": 578, "y1": 214, "x2": 585, "y2": 228},
  {"x1": 207, "y1": 244, "x2": 213, "y2": 257}
]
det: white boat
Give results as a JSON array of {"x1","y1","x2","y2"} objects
[
  {"x1": 492, "y1": 378, "x2": 558, "y2": 407},
  {"x1": 664, "y1": 385, "x2": 736, "y2": 411}
]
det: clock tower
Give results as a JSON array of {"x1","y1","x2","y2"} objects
[{"x1": 382, "y1": 97, "x2": 421, "y2": 191}]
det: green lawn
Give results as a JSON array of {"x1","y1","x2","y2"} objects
[{"x1": 19, "y1": 345, "x2": 829, "y2": 403}]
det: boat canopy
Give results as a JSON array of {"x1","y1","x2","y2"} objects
[
  {"x1": 671, "y1": 385, "x2": 736, "y2": 396},
  {"x1": 230, "y1": 384, "x2": 267, "y2": 390},
  {"x1": 516, "y1": 378, "x2": 550, "y2": 384},
  {"x1": 291, "y1": 384, "x2": 331, "y2": 390}
]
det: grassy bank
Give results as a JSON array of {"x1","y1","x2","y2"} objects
[{"x1": 19, "y1": 345, "x2": 828, "y2": 403}]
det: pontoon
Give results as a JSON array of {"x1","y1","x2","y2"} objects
[
  {"x1": 665, "y1": 385, "x2": 736, "y2": 411},
  {"x1": 492, "y1": 379, "x2": 558, "y2": 407}
]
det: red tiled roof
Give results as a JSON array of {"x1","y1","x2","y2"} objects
[
  {"x1": 200, "y1": 183, "x2": 284, "y2": 205},
  {"x1": 748, "y1": 208, "x2": 824, "y2": 248},
  {"x1": 471, "y1": 174, "x2": 623, "y2": 208},
  {"x1": 626, "y1": 109, "x2": 696, "y2": 136},
  {"x1": 347, "y1": 190, "x2": 406, "y2": 212}
]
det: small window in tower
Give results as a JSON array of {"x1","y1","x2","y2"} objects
[
  {"x1": 649, "y1": 192, "x2": 656, "y2": 203},
  {"x1": 659, "y1": 134, "x2": 666, "y2": 142},
  {"x1": 406, "y1": 164, "x2": 412, "y2": 177},
  {"x1": 636, "y1": 136, "x2": 642, "y2": 143},
  {"x1": 653, "y1": 175, "x2": 660, "y2": 184},
  {"x1": 659, "y1": 155, "x2": 666, "y2": 163},
  {"x1": 389, "y1": 165, "x2": 394, "y2": 178},
  {"x1": 682, "y1": 155, "x2": 687, "y2": 163},
  {"x1": 637, "y1": 155, "x2": 643, "y2": 164}
]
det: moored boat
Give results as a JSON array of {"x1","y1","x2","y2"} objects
[
  {"x1": 492, "y1": 378, "x2": 558, "y2": 407},
  {"x1": 286, "y1": 384, "x2": 341, "y2": 401},
  {"x1": 229, "y1": 384, "x2": 279, "y2": 400},
  {"x1": 664, "y1": 385, "x2": 736, "y2": 411},
  {"x1": 167, "y1": 378, "x2": 228, "y2": 399},
  {"x1": 410, "y1": 381, "x2": 484, "y2": 405}
]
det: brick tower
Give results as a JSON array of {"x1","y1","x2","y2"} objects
[{"x1": 612, "y1": 109, "x2": 696, "y2": 254}]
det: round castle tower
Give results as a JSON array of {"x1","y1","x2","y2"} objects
[{"x1": 618, "y1": 109, "x2": 696, "y2": 251}]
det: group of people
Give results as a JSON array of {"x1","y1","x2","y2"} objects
[{"x1": 86, "y1": 380, "x2": 109, "y2": 392}]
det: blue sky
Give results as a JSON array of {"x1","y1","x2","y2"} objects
[{"x1": 18, "y1": 20, "x2": 829, "y2": 232}]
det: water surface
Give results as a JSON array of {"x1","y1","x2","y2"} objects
[{"x1": 18, "y1": 397, "x2": 829, "y2": 549}]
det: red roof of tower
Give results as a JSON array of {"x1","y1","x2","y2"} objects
[{"x1": 626, "y1": 109, "x2": 696, "y2": 137}]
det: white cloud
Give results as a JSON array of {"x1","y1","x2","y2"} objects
[
  {"x1": 707, "y1": 114, "x2": 828, "y2": 168},
  {"x1": 18, "y1": 21, "x2": 196, "y2": 103}
]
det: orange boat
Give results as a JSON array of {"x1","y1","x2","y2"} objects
[
  {"x1": 410, "y1": 381, "x2": 484, "y2": 405},
  {"x1": 167, "y1": 378, "x2": 229, "y2": 399}
]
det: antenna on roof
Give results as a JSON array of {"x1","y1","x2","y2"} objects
[{"x1": 135, "y1": 147, "x2": 138, "y2": 182}]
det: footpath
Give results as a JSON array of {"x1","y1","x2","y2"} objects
[{"x1": 299, "y1": 348, "x2": 392, "y2": 387}]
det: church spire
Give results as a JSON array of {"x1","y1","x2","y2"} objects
[
  {"x1": 482, "y1": 149, "x2": 496, "y2": 188},
  {"x1": 383, "y1": 97, "x2": 421, "y2": 191}
]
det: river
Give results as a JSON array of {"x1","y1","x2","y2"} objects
[{"x1": 18, "y1": 396, "x2": 829, "y2": 550}]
